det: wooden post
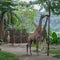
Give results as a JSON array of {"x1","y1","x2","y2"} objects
[{"x1": 47, "y1": 0, "x2": 51, "y2": 56}]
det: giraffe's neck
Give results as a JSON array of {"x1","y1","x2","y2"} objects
[
  {"x1": 34, "y1": 17, "x2": 42, "y2": 34},
  {"x1": 43, "y1": 18, "x2": 48, "y2": 30},
  {"x1": 38, "y1": 16, "x2": 48, "y2": 36}
]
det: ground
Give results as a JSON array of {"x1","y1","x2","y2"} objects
[{"x1": 0, "y1": 43, "x2": 60, "y2": 60}]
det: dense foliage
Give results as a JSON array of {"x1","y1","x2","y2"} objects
[
  {"x1": 50, "y1": 32, "x2": 60, "y2": 44},
  {"x1": 0, "y1": 0, "x2": 60, "y2": 32},
  {"x1": 14, "y1": 2, "x2": 36, "y2": 32},
  {"x1": 0, "y1": 0, "x2": 36, "y2": 32},
  {"x1": 0, "y1": 0, "x2": 60, "y2": 41},
  {"x1": 30, "y1": 0, "x2": 60, "y2": 15}
]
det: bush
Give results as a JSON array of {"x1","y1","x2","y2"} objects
[
  {"x1": 57, "y1": 37, "x2": 60, "y2": 44},
  {"x1": 49, "y1": 32, "x2": 58, "y2": 44}
]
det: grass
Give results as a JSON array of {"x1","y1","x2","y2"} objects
[
  {"x1": 49, "y1": 49, "x2": 60, "y2": 54},
  {"x1": 0, "y1": 50, "x2": 19, "y2": 60},
  {"x1": 32, "y1": 50, "x2": 41, "y2": 52},
  {"x1": 31, "y1": 42, "x2": 36, "y2": 47},
  {"x1": 32, "y1": 48, "x2": 60, "y2": 54},
  {"x1": 57, "y1": 44, "x2": 60, "y2": 46},
  {"x1": 46, "y1": 49, "x2": 60, "y2": 59},
  {"x1": 32, "y1": 42, "x2": 60, "y2": 59},
  {"x1": 53, "y1": 55, "x2": 60, "y2": 59},
  {"x1": 31, "y1": 42, "x2": 41, "y2": 48},
  {"x1": 50, "y1": 49, "x2": 60, "y2": 59}
]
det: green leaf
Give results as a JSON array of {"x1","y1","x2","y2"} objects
[{"x1": 52, "y1": 32, "x2": 57, "y2": 39}]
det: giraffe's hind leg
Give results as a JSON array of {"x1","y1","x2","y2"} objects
[
  {"x1": 29, "y1": 41, "x2": 32, "y2": 55},
  {"x1": 36, "y1": 41, "x2": 39, "y2": 55}
]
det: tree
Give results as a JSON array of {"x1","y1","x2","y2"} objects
[
  {"x1": 14, "y1": 1, "x2": 36, "y2": 32},
  {"x1": 50, "y1": 0, "x2": 60, "y2": 15},
  {"x1": 0, "y1": 0, "x2": 17, "y2": 39}
]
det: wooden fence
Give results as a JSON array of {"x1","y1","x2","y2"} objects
[{"x1": 4, "y1": 29, "x2": 28, "y2": 43}]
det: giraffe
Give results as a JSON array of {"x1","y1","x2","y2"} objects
[
  {"x1": 27, "y1": 15, "x2": 49, "y2": 55},
  {"x1": 36, "y1": 15, "x2": 49, "y2": 55}
]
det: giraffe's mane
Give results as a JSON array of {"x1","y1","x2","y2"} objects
[{"x1": 34, "y1": 25, "x2": 42, "y2": 33}]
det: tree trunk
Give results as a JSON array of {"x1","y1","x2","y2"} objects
[
  {"x1": 0, "y1": 21, "x2": 2, "y2": 39},
  {"x1": 0, "y1": 12, "x2": 5, "y2": 40},
  {"x1": 0, "y1": 20, "x2": 4, "y2": 40},
  {"x1": 47, "y1": 0, "x2": 51, "y2": 56}
]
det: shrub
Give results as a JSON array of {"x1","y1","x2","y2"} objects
[
  {"x1": 57, "y1": 37, "x2": 60, "y2": 44},
  {"x1": 49, "y1": 32, "x2": 58, "y2": 44}
]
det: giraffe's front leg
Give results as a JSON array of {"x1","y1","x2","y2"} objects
[
  {"x1": 26, "y1": 44, "x2": 28, "y2": 54},
  {"x1": 36, "y1": 41, "x2": 39, "y2": 55},
  {"x1": 29, "y1": 42, "x2": 32, "y2": 55}
]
